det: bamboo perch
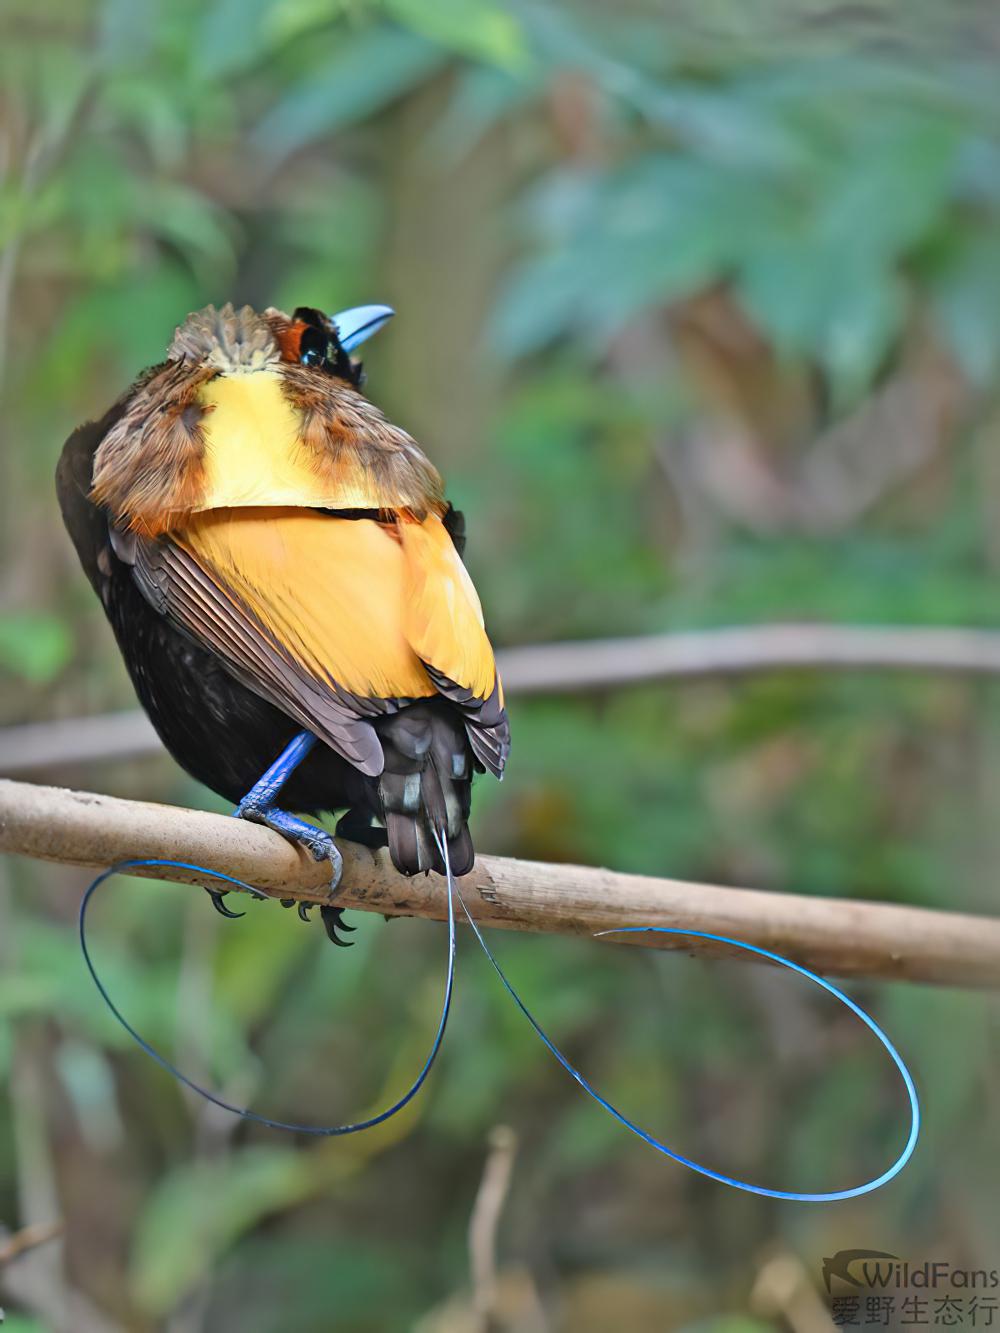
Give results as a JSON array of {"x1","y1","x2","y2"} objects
[
  {"x1": 7, "y1": 623, "x2": 1000, "y2": 776},
  {"x1": 1, "y1": 778, "x2": 998, "y2": 987}
]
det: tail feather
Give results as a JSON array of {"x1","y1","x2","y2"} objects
[{"x1": 377, "y1": 701, "x2": 475, "y2": 877}]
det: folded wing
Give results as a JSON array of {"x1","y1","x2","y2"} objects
[{"x1": 128, "y1": 506, "x2": 508, "y2": 779}]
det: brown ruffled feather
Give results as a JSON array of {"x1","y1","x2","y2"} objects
[
  {"x1": 89, "y1": 361, "x2": 218, "y2": 535},
  {"x1": 280, "y1": 365, "x2": 444, "y2": 520},
  {"x1": 91, "y1": 303, "x2": 444, "y2": 531}
]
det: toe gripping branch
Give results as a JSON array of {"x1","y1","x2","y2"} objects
[{"x1": 206, "y1": 730, "x2": 353, "y2": 943}]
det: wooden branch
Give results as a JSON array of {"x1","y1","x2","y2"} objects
[
  {"x1": 6, "y1": 623, "x2": 1000, "y2": 775},
  {"x1": 2, "y1": 778, "x2": 998, "y2": 988}
]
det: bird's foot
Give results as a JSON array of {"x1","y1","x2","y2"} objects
[
  {"x1": 235, "y1": 802, "x2": 344, "y2": 894},
  {"x1": 235, "y1": 802, "x2": 351, "y2": 944},
  {"x1": 278, "y1": 899, "x2": 319, "y2": 924},
  {"x1": 320, "y1": 905, "x2": 356, "y2": 948},
  {"x1": 203, "y1": 881, "x2": 270, "y2": 919},
  {"x1": 279, "y1": 885, "x2": 355, "y2": 944}
]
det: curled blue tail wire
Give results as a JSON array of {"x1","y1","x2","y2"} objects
[
  {"x1": 79, "y1": 856, "x2": 455, "y2": 1136},
  {"x1": 438, "y1": 833, "x2": 919, "y2": 1202},
  {"x1": 80, "y1": 841, "x2": 919, "y2": 1197}
]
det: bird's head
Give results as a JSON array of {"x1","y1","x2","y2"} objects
[
  {"x1": 91, "y1": 300, "x2": 444, "y2": 533},
  {"x1": 272, "y1": 304, "x2": 394, "y2": 387},
  {"x1": 165, "y1": 300, "x2": 394, "y2": 383}
]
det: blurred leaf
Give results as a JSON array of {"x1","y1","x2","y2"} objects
[
  {"x1": 0, "y1": 973, "x2": 61, "y2": 1018},
  {"x1": 0, "y1": 613, "x2": 73, "y2": 683},
  {"x1": 97, "y1": 0, "x2": 158, "y2": 66},
  {"x1": 101, "y1": 74, "x2": 191, "y2": 168},
  {"x1": 385, "y1": 0, "x2": 530, "y2": 71},
  {"x1": 218, "y1": 1233, "x2": 420, "y2": 1330},
  {"x1": 930, "y1": 229, "x2": 1000, "y2": 386},
  {"x1": 131, "y1": 1149, "x2": 319, "y2": 1314},
  {"x1": 27, "y1": 262, "x2": 201, "y2": 402},
  {"x1": 193, "y1": 0, "x2": 278, "y2": 78},
  {"x1": 738, "y1": 238, "x2": 905, "y2": 400},
  {"x1": 0, "y1": 1016, "x2": 12, "y2": 1081},
  {"x1": 54, "y1": 1039, "x2": 124, "y2": 1151},
  {"x1": 15, "y1": 912, "x2": 255, "y2": 1080},
  {"x1": 429, "y1": 64, "x2": 538, "y2": 163},
  {"x1": 254, "y1": 24, "x2": 445, "y2": 160},
  {"x1": 494, "y1": 154, "x2": 790, "y2": 359},
  {"x1": 264, "y1": 0, "x2": 361, "y2": 47},
  {"x1": 134, "y1": 180, "x2": 238, "y2": 284},
  {"x1": 816, "y1": 114, "x2": 959, "y2": 259}
]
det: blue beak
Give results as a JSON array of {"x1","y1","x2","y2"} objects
[{"x1": 331, "y1": 304, "x2": 395, "y2": 353}]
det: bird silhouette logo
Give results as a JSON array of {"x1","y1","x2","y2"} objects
[{"x1": 822, "y1": 1250, "x2": 899, "y2": 1294}]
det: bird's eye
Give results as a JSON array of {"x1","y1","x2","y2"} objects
[
  {"x1": 299, "y1": 325, "x2": 332, "y2": 368},
  {"x1": 291, "y1": 311, "x2": 364, "y2": 386}
]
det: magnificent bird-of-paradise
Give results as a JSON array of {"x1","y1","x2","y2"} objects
[
  {"x1": 55, "y1": 306, "x2": 920, "y2": 1195},
  {"x1": 57, "y1": 302, "x2": 509, "y2": 941}
]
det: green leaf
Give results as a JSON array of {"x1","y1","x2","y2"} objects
[
  {"x1": 494, "y1": 157, "x2": 781, "y2": 358},
  {"x1": 820, "y1": 258, "x2": 906, "y2": 405},
  {"x1": 0, "y1": 1016, "x2": 12, "y2": 1081},
  {"x1": 816, "y1": 111, "x2": 959, "y2": 258},
  {"x1": 429, "y1": 64, "x2": 539, "y2": 163},
  {"x1": 193, "y1": 0, "x2": 277, "y2": 79},
  {"x1": 253, "y1": 25, "x2": 445, "y2": 160},
  {"x1": 130, "y1": 1149, "x2": 318, "y2": 1314},
  {"x1": 384, "y1": 0, "x2": 530, "y2": 71},
  {"x1": 0, "y1": 613, "x2": 73, "y2": 683},
  {"x1": 738, "y1": 237, "x2": 905, "y2": 401},
  {"x1": 930, "y1": 230, "x2": 1000, "y2": 386},
  {"x1": 28, "y1": 262, "x2": 200, "y2": 398},
  {"x1": 0, "y1": 973, "x2": 62, "y2": 1018},
  {"x1": 133, "y1": 181, "x2": 237, "y2": 285}
]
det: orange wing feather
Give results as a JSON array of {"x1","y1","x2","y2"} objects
[
  {"x1": 398, "y1": 513, "x2": 499, "y2": 702},
  {"x1": 153, "y1": 507, "x2": 502, "y2": 773},
  {"x1": 177, "y1": 508, "x2": 436, "y2": 701}
]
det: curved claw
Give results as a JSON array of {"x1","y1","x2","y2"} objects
[
  {"x1": 280, "y1": 898, "x2": 295, "y2": 909},
  {"x1": 205, "y1": 887, "x2": 245, "y2": 920},
  {"x1": 320, "y1": 905, "x2": 355, "y2": 947},
  {"x1": 312, "y1": 838, "x2": 344, "y2": 894},
  {"x1": 297, "y1": 902, "x2": 313, "y2": 923}
]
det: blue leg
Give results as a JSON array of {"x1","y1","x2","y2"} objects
[
  {"x1": 205, "y1": 732, "x2": 344, "y2": 922},
  {"x1": 231, "y1": 732, "x2": 344, "y2": 917},
  {"x1": 233, "y1": 731, "x2": 319, "y2": 817}
]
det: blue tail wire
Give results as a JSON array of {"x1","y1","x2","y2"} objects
[
  {"x1": 76, "y1": 736, "x2": 919, "y2": 1194},
  {"x1": 79, "y1": 856, "x2": 455, "y2": 1136},
  {"x1": 431, "y1": 832, "x2": 918, "y2": 1202}
]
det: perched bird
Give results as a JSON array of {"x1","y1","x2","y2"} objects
[{"x1": 57, "y1": 302, "x2": 509, "y2": 940}]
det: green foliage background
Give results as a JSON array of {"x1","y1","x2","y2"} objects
[{"x1": 1, "y1": 1, "x2": 1000, "y2": 1329}]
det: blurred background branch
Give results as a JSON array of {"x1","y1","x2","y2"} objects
[
  {"x1": 468, "y1": 1126, "x2": 519, "y2": 1333},
  {"x1": 10, "y1": 622, "x2": 1000, "y2": 775}
]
